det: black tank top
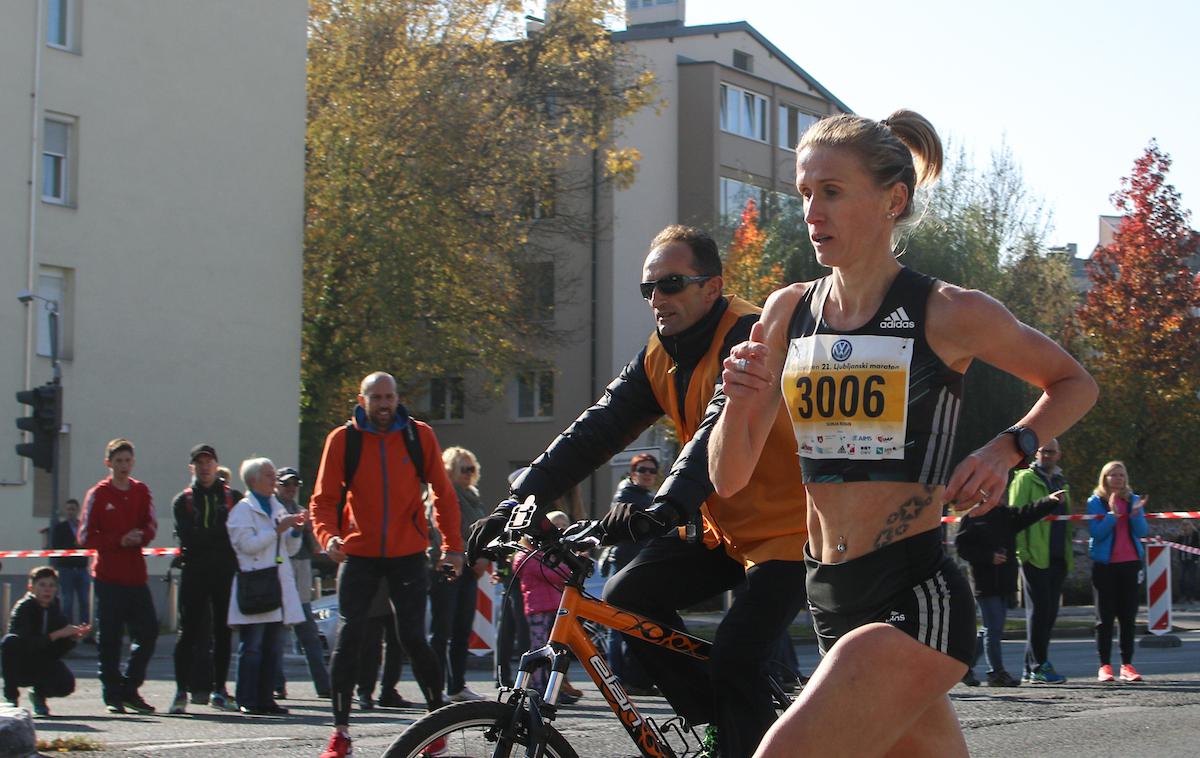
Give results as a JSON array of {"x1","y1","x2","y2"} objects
[{"x1": 782, "y1": 267, "x2": 963, "y2": 484}]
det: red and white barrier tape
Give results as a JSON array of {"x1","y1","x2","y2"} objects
[
  {"x1": 1147, "y1": 538, "x2": 1200, "y2": 557},
  {"x1": 0, "y1": 547, "x2": 180, "y2": 558},
  {"x1": 942, "y1": 511, "x2": 1200, "y2": 523}
]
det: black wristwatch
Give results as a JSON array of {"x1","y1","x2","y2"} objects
[{"x1": 1002, "y1": 426, "x2": 1039, "y2": 467}]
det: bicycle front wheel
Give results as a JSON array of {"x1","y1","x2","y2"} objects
[{"x1": 382, "y1": 700, "x2": 579, "y2": 758}]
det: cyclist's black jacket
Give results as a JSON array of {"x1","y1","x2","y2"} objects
[{"x1": 512, "y1": 297, "x2": 753, "y2": 521}]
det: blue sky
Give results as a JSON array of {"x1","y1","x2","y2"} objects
[{"x1": 674, "y1": 0, "x2": 1199, "y2": 256}]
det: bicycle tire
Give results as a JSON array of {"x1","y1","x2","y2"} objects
[{"x1": 382, "y1": 700, "x2": 580, "y2": 758}]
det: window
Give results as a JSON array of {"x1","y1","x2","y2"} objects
[
  {"x1": 517, "y1": 261, "x2": 555, "y2": 322},
  {"x1": 515, "y1": 370, "x2": 554, "y2": 420},
  {"x1": 778, "y1": 105, "x2": 819, "y2": 150},
  {"x1": 720, "y1": 178, "x2": 766, "y2": 226},
  {"x1": 732, "y1": 50, "x2": 753, "y2": 73},
  {"x1": 42, "y1": 118, "x2": 73, "y2": 204},
  {"x1": 719, "y1": 84, "x2": 768, "y2": 142},
  {"x1": 428, "y1": 377, "x2": 465, "y2": 421},
  {"x1": 521, "y1": 177, "x2": 557, "y2": 220},
  {"x1": 46, "y1": 0, "x2": 78, "y2": 52},
  {"x1": 35, "y1": 266, "x2": 70, "y2": 360}
]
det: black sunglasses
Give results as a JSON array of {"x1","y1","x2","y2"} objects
[
  {"x1": 634, "y1": 467, "x2": 658, "y2": 475},
  {"x1": 639, "y1": 274, "x2": 713, "y2": 300},
  {"x1": 459, "y1": 466, "x2": 476, "y2": 474}
]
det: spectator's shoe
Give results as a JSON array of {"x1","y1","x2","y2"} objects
[
  {"x1": 1119, "y1": 664, "x2": 1143, "y2": 682},
  {"x1": 986, "y1": 671, "x2": 1021, "y2": 687},
  {"x1": 356, "y1": 692, "x2": 374, "y2": 711},
  {"x1": 239, "y1": 705, "x2": 266, "y2": 716},
  {"x1": 316, "y1": 689, "x2": 333, "y2": 700},
  {"x1": 421, "y1": 736, "x2": 448, "y2": 756},
  {"x1": 1020, "y1": 667, "x2": 1032, "y2": 683},
  {"x1": 961, "y1": 669, "x2": 980, "y2": 687},
  {"x1": 448, "y1": 686, "x2": 485, "y2": 702},
  {"x1": 3, "y1": 689, "x2": 18, "y2": 708},
  {"x1": 104, "y1": 697, "x2": 126, "y2": 714},
  {"x1": 623, "y1": 684, "x2": 660, "y2": 697},
  {"x1": 190, "y1": 691, "x2": 209, "y2": 705},
  {"x1": 319, "y1": 730, "x2": 353, "y2": 758},
  {"x1": 28, "y1": 689, "x2": 48, "y2": 717},
  {"x1": 263, "y1": 702, "x2": 290, "y2": 715},
  {"x1": 1028, "y1": 663, "x2": 1066, "y2": 684},
  {"x1": 210, "y1": 690, "x2": 237, "y2": 711},
  {"x1": 275, "y1": 686, "x2": 288, "y2": 700},
  {"x1": 1097, "y1": 664, "x2": 1115, "y2": 682},
  {"x1": 122, "y1": 692, "x2": 157, "y2": 714},
  {"x1": 377, "y1": 689, "x2": 414, "y2": 708},
  {"x1": 169, "y1": 690, "x2": 188, "y2": 714},
  {"x1": 696, "y1": 725, "x2": 720, "y2": 758}
]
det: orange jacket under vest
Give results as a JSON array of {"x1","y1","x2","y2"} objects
[{"x1": 644, "y1": 295, "x2": 808, "y2": 566}]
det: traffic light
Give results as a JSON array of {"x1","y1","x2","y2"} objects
[{"x1": 15, "y1": 382, "x2": 61, "y2": 472}]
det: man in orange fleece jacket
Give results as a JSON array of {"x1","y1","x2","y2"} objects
[{"x1": 310, "y1": 371, "x2": 463, "y2": 758}]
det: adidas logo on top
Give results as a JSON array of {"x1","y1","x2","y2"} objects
[{"x1": 879, "y1": 307, "x2": 915, "y2": 329}]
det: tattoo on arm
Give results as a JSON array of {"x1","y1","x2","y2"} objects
[{"x1": 874, "y1": 486, "x2": 937, "y2": 549}]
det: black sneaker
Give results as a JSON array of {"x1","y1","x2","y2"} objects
[
  {"x1": 122, "y1": 692, "x2": 157, "y2": 714},
  {"x1": 29, "y1": 689, "x2": 49, "y2": 717},
  {"x1": 378, "y1": 689, "x2": 414, "y2": 708},
  {"x1": 356, "y1": 692, "x2": 374, "y2": 711},
  {"x1": 105, "y1": 699, "x2": 126, "y2": 714},
  {"x1": 987, "y1": 670, "x2": 1021, "y2": 688},
  {"x1": 961, "y1": 670, "x2": 980, "y2": 687}
]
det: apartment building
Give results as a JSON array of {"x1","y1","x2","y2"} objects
[
  {"x1": 428, "y1": 0, "x2": 850, "y2": 511},
  {"x1": 0, "y1": 1, "x2": 306, "y2": 571}
]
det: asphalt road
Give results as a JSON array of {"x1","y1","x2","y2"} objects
[{"x1": 22, "y1": 618, "x2": 1200, "y2": 757}]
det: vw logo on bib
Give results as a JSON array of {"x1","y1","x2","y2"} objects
[{"x1": 831, "y1": 339, "x2": 853, "y2": 362}]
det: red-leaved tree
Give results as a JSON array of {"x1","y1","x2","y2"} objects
[
  {"x1": 723, "y1": 199, "x2": 784, "y2": 306},
  {"x1": 1069, "y1": 141, "x2": 1200, "y2": 506}
]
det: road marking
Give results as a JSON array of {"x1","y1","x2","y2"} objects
[{"x1": 111, "y1": 736, "x2": 296, "y2": 751}]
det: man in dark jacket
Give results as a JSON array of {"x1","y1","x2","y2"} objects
[
  {"x1": 49, "y1": 498, "x2": 90, "y2": 628},
  {"x1": 2, "y1": 566, "x2": 88, "y2": 716},
  {"x1": 469, "y1": 226, "x2": 809, "y2": 758},
  {"x1": 956, "y1": 490, "x2": 1065, "y2": 687},
  {"x1": 169, "y1": 444, "x2": 242, "y2": 714}
]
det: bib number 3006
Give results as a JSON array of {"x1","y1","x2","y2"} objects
[{"x1": 793, "y1": 373, "x2": 886, "y2": 420}]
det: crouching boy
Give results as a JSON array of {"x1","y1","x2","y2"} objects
[{"x1": 2, "y1": 566, "x2": 90, "y2": 715}]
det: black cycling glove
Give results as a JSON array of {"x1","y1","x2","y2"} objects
[
  {"x1": 466, "y1": 498, "x2": 518, "y2": 564},
  {"x1": 598, "y1": 502, "x2": 680, "y2": 545}
]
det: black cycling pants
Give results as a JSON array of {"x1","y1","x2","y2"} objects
[
  {"x1": 174, "y1": 564, "x2": 234, "y2": 694},
  {"x1": 603, "y1": 537, "x2": 807, "y2": 758}
]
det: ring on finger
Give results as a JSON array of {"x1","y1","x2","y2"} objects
[
  {"x1": 978, "y1": 489, "x2": 990, "y2": 501},
  {"x1": 737, "y1": 358, "x2": 749, "y2": 372}
]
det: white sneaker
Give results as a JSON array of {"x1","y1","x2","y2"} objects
[{"x1": 448, "y1": 686, "x2": 485, "y2": 702}]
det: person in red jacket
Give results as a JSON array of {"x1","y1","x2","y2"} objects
[
  {"x1": 79, "y1": 438, "x2": 158, "y2": 715},
  {"x1": 309, "y1": 372, "x2": 464, "y2": 758}
]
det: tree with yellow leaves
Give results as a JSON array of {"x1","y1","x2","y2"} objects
[
  {"x1": 722, "y1": 198, "x2": 784, "y2": 306},
  {"x1": 302, "y1": 0, "x2": 654, "y2": 475}
]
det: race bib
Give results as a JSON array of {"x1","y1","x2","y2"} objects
[{"x1": 781, "y1": 334, "x2": 911, "y2": 460}]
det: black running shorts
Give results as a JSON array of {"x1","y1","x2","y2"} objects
[{"x1": 805, "y1": 527, "x2": 975, "y2": 665}]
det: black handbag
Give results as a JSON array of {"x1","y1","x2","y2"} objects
[{"x1": 236, "y1": 532, "x2": 282, "y2": 615}]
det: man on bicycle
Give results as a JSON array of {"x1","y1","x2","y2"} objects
[{"x1": 469, "y1": 225, "x2": 808, "y2": 758}]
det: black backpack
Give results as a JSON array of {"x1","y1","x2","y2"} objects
[{"x1": 336, "y1": 418, "x2": 426, "y2": 532}]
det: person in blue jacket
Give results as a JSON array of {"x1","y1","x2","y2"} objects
[{"x1": 1086, "y1": 460, "x2": 1149, "y2": 683}]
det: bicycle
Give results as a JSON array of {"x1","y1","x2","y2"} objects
[{"x1": 383, "y1": 502, "x2": 802, "y2": 758}]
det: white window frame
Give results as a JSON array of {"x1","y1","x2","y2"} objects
[
  {"x1": 720, "y1": 177, "x2": 767, "y2": 226},
  {"x1": 42, "y1": 116, "x2": 74, "y2": 205},
  {"x1": 426, "y1": 377, "x2": 465, "y2": 422},
  {"x1": 513, "y1": 370, "x2": 554, "y2": 421},
  {"x1": 719, "y1": 83, "x2": 769, "y2": 143},
  {"x1": 778, "y1": 104, "x2": 819, "y2": 150},
  {"x1": 35, "y1": 266, "x2": 69, "y2": 360},
  {"x1": 46, "y1": 0, "x2": 79, "y2": 52}
]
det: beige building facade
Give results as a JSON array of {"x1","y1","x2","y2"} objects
[
  {"x1": 429, "y1": 1, "x2": 849, "y2": 512},
  {"x1": 1, "y1": 0, "x2": 306, "y2": 574}
]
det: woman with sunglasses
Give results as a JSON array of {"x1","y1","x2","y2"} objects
[
  {"x1": 709, "y1": 109, "x2": 1097, "y2": 756},
  {"x1": 600, "y1": 453, "x2": 661, "y2": 695},
  {"x1": 429, "y1": 447, "x2": 490, "y2": 702}
]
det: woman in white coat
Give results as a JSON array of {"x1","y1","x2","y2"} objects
[{"x1": 227, "y1": 457, "x2": 305, "y2": 716}]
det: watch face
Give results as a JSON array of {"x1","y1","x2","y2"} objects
[{"x1": 1018, "y1": 428, "x2": 1038, "y2": 456}]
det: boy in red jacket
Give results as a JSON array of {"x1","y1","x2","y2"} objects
[{"x1": 80, "y1": 438, "x2": 158, "y2": 714}]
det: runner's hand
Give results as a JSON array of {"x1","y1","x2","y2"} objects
[{"x1": 598, "y1": 502, "x2": 676, "y2": 545}]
